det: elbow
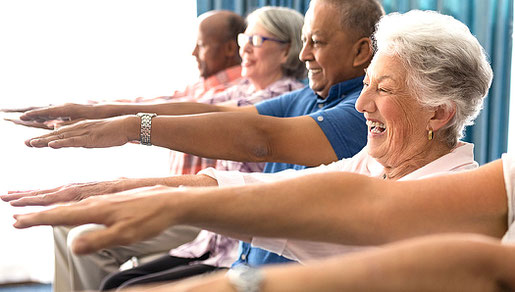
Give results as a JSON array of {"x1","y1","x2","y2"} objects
[
  {"x1": 236, "y1": 118, "x2": 285, "y2": 162},
  {"x1": 239, "y1": 125, "x2": 275, "y2": 162},
  {"x1": 246, "y1": 141, "x2": 273, "y2": 162}
]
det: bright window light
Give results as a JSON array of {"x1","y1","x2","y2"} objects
[{"x1": 0, "y1": 0, "x2": 197, "y2": 284}]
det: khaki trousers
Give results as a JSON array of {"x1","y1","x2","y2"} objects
[{"x1": 53, "y1": 224, "x2": 200, "y2": 292}]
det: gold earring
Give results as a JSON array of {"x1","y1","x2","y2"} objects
[{"x1": 428, "y1": 129, "x2": 434, "y2": 141}]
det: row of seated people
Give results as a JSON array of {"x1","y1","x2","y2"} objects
[{"x1": 3, "y1": 0, "x2": 514, "y2": 291}]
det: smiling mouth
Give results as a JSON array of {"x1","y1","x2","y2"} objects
[
  {"x1": 366, "y1": 120, "x2": 386, "y2": 134},
  {"x1": 308, "y1": 68, "x2": 322, "y2": 75}
]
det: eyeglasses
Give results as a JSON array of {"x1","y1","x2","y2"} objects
[{"x1": 237, "y1": 33, "x2": 288, "y2": 48}]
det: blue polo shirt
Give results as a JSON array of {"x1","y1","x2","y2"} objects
[{"x1": 232, "y1": 76, "x2": 368, "y2": 267}]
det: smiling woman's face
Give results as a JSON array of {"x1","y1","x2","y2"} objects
[
  {"x1": 355, "y1": 53, "x2": 435, "y2": 168},
  {"x1": 239, "y1": 22, "x2": 288, "y2": 88}
]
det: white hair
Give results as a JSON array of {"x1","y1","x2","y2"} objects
[
  {"x1": 246, "y1": 6, "x2": 306, "y2": 79},
  {"x1": 373, "y1": 10, "x2": 493, "y2": 147}
]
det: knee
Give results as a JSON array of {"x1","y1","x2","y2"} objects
[{"x1": 66, "y1": 224, "x2": 106, "y2": 249}]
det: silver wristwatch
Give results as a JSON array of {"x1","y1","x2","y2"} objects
[
  {"x1": 136, "y1": 113, "x2": 157, "y2": 146},
  {"x1": 226, "y1": 265, "x2": 263, "y2": 292}
]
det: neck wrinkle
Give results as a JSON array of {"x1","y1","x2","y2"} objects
[{"x1": 383, "y1": 142, "x2": 453, "y2": 180}]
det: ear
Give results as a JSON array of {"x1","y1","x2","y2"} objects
[
  {"x1": 223, "y1": 40, "x2": 239, "y2": 58},
  {"x1": 280, "y1": 43, "x2": 290, "y2": 65},
  {"x1": 428, "y1": 103, "x2": 456, "y2": 132},
  {"x1": 352, "y1": 37, "x2": 373, "y2": 68}
]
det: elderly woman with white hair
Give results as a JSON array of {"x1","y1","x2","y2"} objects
[{"x1": 11, "y1": 8, "x2": 500, "y2": 292}]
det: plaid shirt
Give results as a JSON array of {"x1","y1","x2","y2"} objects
[{"x1": 125, "y1": 65, "x2": 243, "y2": 104}]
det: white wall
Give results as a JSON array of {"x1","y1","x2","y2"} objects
[{"x1": 0, "y1": 0, "x2": 197, "y2": 283}]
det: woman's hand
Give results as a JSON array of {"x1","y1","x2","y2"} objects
[
  {"x1": 1, "y1": 179, "x2": 128, "y2": 207},
  {"x1": 13, "y1": 185, "x2": 185, "y2": 254},
  {"x1": 24, "y1": 115, "x2": 139, "y2": 148}
]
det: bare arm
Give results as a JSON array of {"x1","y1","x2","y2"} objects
[
  {"x1": 26, "y1": 111, "x2": 338, "y2": 166},
  {"x1": 163, "y1": 159, "x2": 507, "y2": 245},
  {"x1": 9, "y1": 101, "x2": 254, "y2": 130},
  {"x1": 261, "y1": 234, "x2": 515, "y2": 292},
  {"x1": 1, "y1": 106, "x2": 46, "y2": 113},
  {"x1": 141, "y1": 234, "x2": 515, "y2": 292},
  {"x1": 18, "y1": 102, "x2": 253, "y2": 122},
  {"x1": 1, "y1": 174, "x2": 217, "y2": 206},
  {"x1": 13, "y1": 159, "x2": 508, "y2": 253}
]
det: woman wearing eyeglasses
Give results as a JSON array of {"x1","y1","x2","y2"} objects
[
  {"x1": 236, "y1": 10, "x2": 303, "y2": 92},
  {"x1": 82, "y1": 7, "x2": 306, "y2": 291}
]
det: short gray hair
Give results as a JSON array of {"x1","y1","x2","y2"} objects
[
  {"x1": 246, "y1": 6, "x2": 306, "y2": 79},
  {"x1": 373, "y1": 10, "x2": 493, "y2": 148},
  {"x1": 311, "y1": 0, "x2": 384, "y2": 40}
]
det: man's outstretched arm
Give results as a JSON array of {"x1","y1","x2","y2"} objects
[
  {"x1": 25, "y1": 112, "x2": 338, "y2": 166},
  {"x1": 5, "y1": 101, "x2": 250, "y2": 130},
  {"x1": 18, "y1": 101, "x2": 248, "y2": 122}
]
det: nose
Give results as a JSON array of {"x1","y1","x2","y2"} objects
[
  {"x1": 299, "y1": 41, "x2": 312, "y2": 62},
  {"x1": 239, "y1": 39, "x2": 253, "y2": 56},
  {"x1": 355, "y1": 86, "x2": 376, "y2": 114},
  {"x1": 192, "y1": 44, "x2": 198, "y2": 57}
]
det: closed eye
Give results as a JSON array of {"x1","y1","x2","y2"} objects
[{"x1": 378, "y1": 87, "x2": 391, "y2": 93}]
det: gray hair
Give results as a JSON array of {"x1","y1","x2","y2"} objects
[
  {"x1": 310, "y1": 0, "x2": 385, "y2": 40},
  {"x1": 246, "y1": 6, "x2": 306, "y2": 79},
  {"x1": 373, "y1": 10, "x2": 493, "y2": 148}
]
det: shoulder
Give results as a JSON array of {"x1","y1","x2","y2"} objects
[{"x1": 502, "y1": 153, "x2": 515, "y2": 200}]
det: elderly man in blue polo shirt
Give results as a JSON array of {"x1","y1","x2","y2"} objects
[
  {"x1": 227, "y1": 0, "x2": 384, "y2": 267},
  {"x1": 13, "y1": 0, "x2": 384, "y2": 274}
]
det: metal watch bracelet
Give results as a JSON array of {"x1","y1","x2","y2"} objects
[{"x1": 136, "y1": 113, "x2": 157, "y2": 146}]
